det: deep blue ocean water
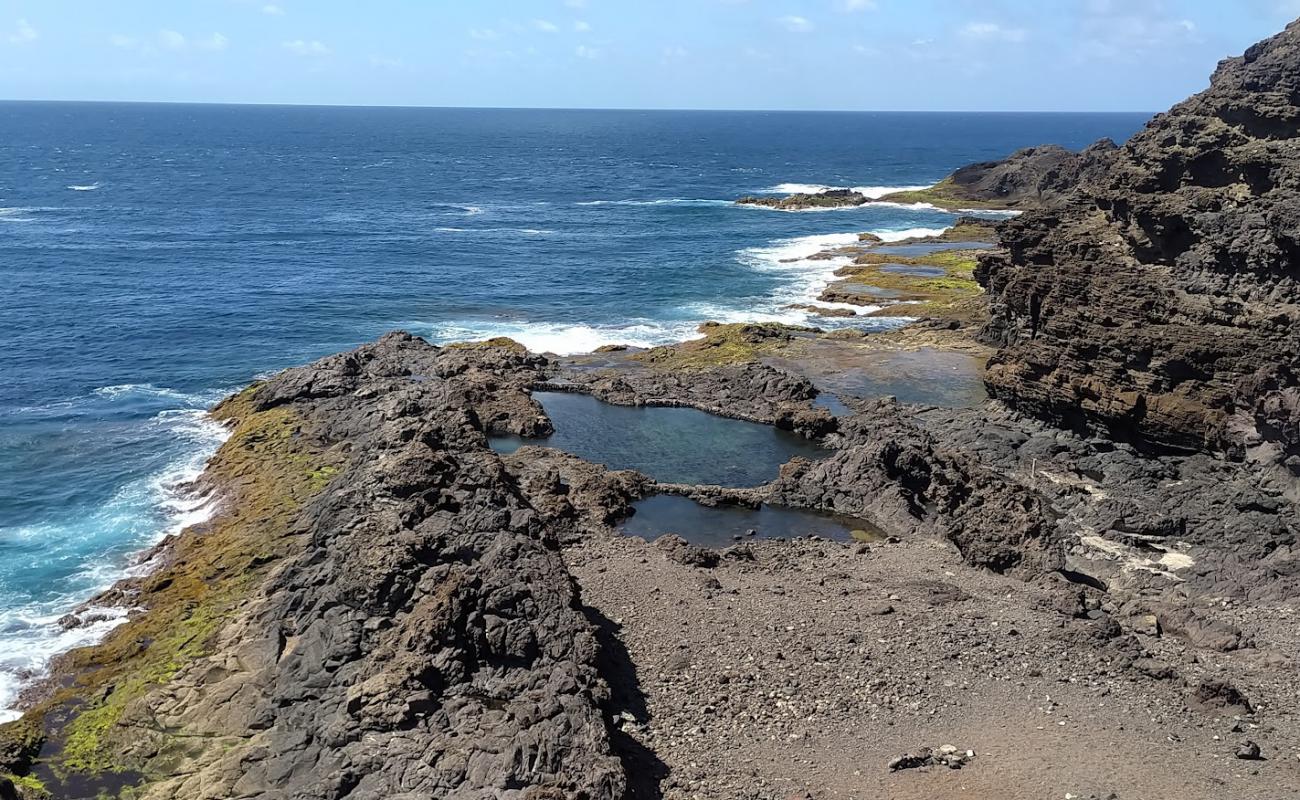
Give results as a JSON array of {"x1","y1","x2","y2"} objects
[{"x1": 0, "y1": 102, "x2": 1148, "y2": 717}]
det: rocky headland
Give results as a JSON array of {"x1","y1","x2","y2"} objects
[{"x1": 3, "y1": 21, "x2": 1300, "y2": 800}]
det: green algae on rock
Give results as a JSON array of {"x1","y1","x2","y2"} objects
[
  {"x1": 632, "y1": 322, "x2": 819, "y2": 370},
  {"x1": 0, "y1": 391, "x2": 344, "y2": 797}
]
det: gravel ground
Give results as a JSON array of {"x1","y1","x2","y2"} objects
[{"x1": 563, "y1": 530, "x2": 1300, "y2": 800}]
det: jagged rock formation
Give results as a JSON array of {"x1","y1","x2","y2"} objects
[
  {"x1": 1, "y1": 334, "x2": 626, "y2": 800},
  {"x1": 735, "y1": 188, "x2": 866, "y2": 210},
  {"x1": 979, "y1": 22, "x2": 1300, "y2": 467},
  {"x1": 876, "y1": 141, "x2": 1118, "y2": 210}
]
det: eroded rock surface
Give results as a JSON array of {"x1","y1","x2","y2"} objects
[
  {"x1": 2, "y1": 334, "x2": 626, "y2": 800},
  {"x1": 980, "y1": 22, "x2": 1300, "y2": 466}
]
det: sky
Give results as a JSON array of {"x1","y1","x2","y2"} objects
[{"x1": 0, "y1": 1, "x2": 1296, "y2": 111}]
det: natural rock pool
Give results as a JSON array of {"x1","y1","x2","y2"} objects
[
  {"x1": 620, "y1": 494, "x2": 885, "y2": 547},
  {"x1": 490, "y1": 391, "x2": 826, "y2": 487},
  {"x1": 872, "y1": 241, "x2": 996, "y2": 256}
]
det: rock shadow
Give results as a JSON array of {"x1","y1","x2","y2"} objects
[{"x1": 582, "y1": 604, "x2": 668, "y2": 800}]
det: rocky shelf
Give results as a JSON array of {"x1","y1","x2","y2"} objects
[{"x1": 2, "y1": 19, "x2": 1300, "y2": 800}]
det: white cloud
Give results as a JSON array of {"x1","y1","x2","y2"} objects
[
  {"x1": 837, "y1": 0, "x2": 877, "y2": 10},
  {"x1": 8, "y1": 18, "x2": 36, "y2": 44},
  {"x1": 778, "y1": 15, "x2": 814, "y2": 33},
  {"x1": 160, "y1": 29, "x2": 187, "y2": 50},
  {"x1": 283, "y1": 39, "x2": 330, "y2": 56},
  {"x1": 534, "y1": 19, "x2": 559, "y2": 33},
  {"x1": 575, "y1": 44, "x2": 600, "y2": 59},
  {"x1": 574, "y1": 20, "x2": 592, "y2": 32},
  {"x1": 565, "y1": 0, "x2": 588, "y2": 7},
  {"x1": 469, "y1": 28, "x2": 499, "y2": 40},
  {"x1": 109, "y1": 34, "x2": 139, "y2": 49},
  {"x1": 262, "y1": 4, "x2": 285, "y2": 15},
  {"x1": 369, "y1": 55, "x2": 401, "y2": 69},
  {"x1": 662, "y1": 45, "x2": 688, "y2": 61},
  {"x1": 1074, "y1": 0, "x2": 1202, "y2": 62},
  {"x1": 960, "y1": 22, "x2": 1028, "y2": 43},
  {"x1": 197, "y1": 32, "x2": 229, "y2": 52}
]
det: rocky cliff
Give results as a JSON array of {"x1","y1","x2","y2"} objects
[{"x1": 979, "y1": 21, "x2": 1300, "y2": 466}]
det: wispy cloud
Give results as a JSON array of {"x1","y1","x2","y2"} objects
[
  {"x1": 575, "y1": 44, "x2": 601, "y2": 59},
  {"x1": 565, "y1": 0, "x2": 588, "y2": 7},
  {"x1": 283, "y1": 39, "x2": 330, "y2": 56},
  {"x1": 778, "y1": 15, "x2": 814, "y2": 33},
  {"x1": 262, "y1": 4, "x2": 285, "y2": 15},
  {"x1": 7, "y1": 18, "x2": 37, "y2": 44},
  {"x1": 160, "y1": 29, "x2": 188, "y2": 50},
  {"x1": 960, "y1": 22, "x2": 1028, "y2": 43},
  {"x1": 837, "y1": 0, "x2": 877, "y2": 10},
  {"x1": 574, "y1": 20, "x2": 592, "y2": 32},
  {"x1": 469, "y1": 28, "x2": 499, "y2": 41},
  {"x1": 1074, "y1": 0, "x2": 1202, "y2": 62},
  {"x1": 534, "y1": 19, "x2": 560, "y2": 33},
  {"x1": 109, "y1": 34, "x2": 139, "y2": 49},
  {"x1": 197, "y1": 33, "x2": 229, "y2": 52},
  {"x1": 662, "y1": 45, "x2": 688, "y2": 62}
]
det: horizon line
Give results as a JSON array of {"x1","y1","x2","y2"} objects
[{"x1": 0, "y1": 97, "x2": 1158, "y2": 115}]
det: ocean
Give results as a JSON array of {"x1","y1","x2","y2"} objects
[{"x1": 0, "y1": 102, "x2": 1148, "y2": 719}]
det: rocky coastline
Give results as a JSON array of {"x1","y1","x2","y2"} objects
[{"x1": 3, "y1": 21, "x2": 1300, "y2": 800}]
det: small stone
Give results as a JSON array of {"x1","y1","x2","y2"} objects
[{"x1": 1236, "y1": 741, "x2": 1262, "y2": 760}]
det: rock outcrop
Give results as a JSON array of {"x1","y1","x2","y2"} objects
[
  {"x1": 0, "y1": 334, "x2": 626, "y2": 800},
  {"x1": 876, "y1": 141, "x2": 1118, "y2": 210},
  {"x1": 979, "y1": 21, "x2": 1300, "y2": 467},
  {"x1": 735, "y1": 188, "x2": 866, "y2": 210}
]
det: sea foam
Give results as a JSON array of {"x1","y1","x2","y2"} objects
[{"x1": 0, "y1": 392, "x2": 230, "y2": 723}]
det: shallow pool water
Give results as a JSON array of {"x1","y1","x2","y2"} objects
[
  {"x1": 872, "y1": 241, "x2": 995, "y2": 256},
  {"x1": 620, "y1": 494, "x2": 885, "y2": 547},
  {"x1": 490, "y1": 391, "x2": 825, "y2": 487},
  {"x1": 879, "y1": 263, "x2": 946, "y2": 277}
]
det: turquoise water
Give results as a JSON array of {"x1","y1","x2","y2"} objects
[{"x1": 0, "y1": 103, "x2": 1148, "y2": 717}]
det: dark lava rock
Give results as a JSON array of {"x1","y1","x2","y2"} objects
[
  {"x1": 979, "y1": 22, "x2": 1300, "y2": 465},
  {"x1": 9, "y1": 332, "x2": 628, "y2": 799},
  {"x1": 654, "y1": 534, "x2": 721, "y2": 568},
  {"x1": 1236, "y1": 740, "x2": 1263, "y2": 760},
  {"x1": 736, "y1": 188, "x2": 866, "y2": 210},
  {"x1": 1188, "y1": 680, "x2": 1255, "y2": 715},
  {"x1": 945, "y1": 142, "x2": 1118, "y2": 208}
]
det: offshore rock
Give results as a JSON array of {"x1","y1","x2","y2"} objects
[{"x1": 979, "y1": 22, "x2": 1300, "y2": 465}]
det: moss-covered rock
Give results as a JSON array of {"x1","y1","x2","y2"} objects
[
  {"x1": 443, "y1": 336, "x2": 528, "y2": 354},
  {"x1": 0, "y1": 392, "x2": 344, "y2": 797},
  {"x1": 632, "y1": 322, "x2": 818, "y2": 369}
]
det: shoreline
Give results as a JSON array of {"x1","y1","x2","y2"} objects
[{"x1": 0, "y1": 212, "x2": 984, "y2": 726}]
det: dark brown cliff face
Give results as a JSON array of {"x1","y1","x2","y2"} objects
[{"x1": 979, "y1": 21, "x2": 1300, "y2": 467}]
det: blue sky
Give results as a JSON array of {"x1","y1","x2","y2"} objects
[{"x1": 0, "y1": 1, "x2": 1295, "y2": 110}]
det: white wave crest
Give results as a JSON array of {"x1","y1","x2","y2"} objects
[
  {"x1": 760, "y1": 183, "x2": 933, "y2": 199},
  {"x1": 0, "y1": 399, "x2": 231, "y2": 722},
  {"x1": 416, "y1": 319, "x2": 706, "y2": 355},
  {"x1": 67, "y1": 182, "x2": 101, "y2": 191},
  {"x1": 574, "y1": 198, "x2": 732, "y2": 207}
]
